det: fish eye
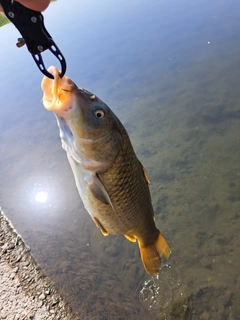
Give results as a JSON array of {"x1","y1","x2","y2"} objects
[{"x1": 94, "y1": 108, "x2": 105, "y2": 119}]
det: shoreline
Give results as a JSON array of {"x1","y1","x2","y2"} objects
[{"x1": 0, "y1": 209, "x2": 79, "y2": 320}]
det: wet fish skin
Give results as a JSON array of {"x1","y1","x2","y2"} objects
[{"x1": 41, "y1": 67, "x2": 171, "y2": 276}]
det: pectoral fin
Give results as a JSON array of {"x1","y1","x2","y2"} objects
[{"x1": 85, "y1": 173, "x2": 114, "y2": 209}]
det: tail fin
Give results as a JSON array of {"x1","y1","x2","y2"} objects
[{"x1": 139, "y1": 233, "x2": 171, "y2": 276}]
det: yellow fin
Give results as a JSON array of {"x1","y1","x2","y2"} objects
[
  {"x1": 93, "y1": 217, "x2": 108, "y2": 236},
  {"x1": 124, "y1": 234, "x2": 137, "y2": 242},
  {"x1": 138, "y1": 233, "x2": 171, "y2": 276}
]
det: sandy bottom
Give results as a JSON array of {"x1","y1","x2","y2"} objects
[{"x1": 0, "y1": 210, "x2": 78, "y2": 320}]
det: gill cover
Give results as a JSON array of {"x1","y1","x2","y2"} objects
[{"x1": 41, "y1": 66, "x2": 124, "y2": 172}]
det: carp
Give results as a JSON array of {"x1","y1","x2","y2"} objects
[{"x1": 41, "y1": 67, "x2": 171, "y2": 275}]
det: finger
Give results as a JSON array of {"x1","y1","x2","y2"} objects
[{"x1": 16, "y1": 0, "x2": 50, "y2": 12}]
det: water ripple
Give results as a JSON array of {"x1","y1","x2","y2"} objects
[{"x1": 139, "y1": 262, "x2": 189, "y2": 320}]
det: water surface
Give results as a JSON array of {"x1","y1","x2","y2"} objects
[{"x1": 0, "y1": 0, "x2": 240, "y2": 319}]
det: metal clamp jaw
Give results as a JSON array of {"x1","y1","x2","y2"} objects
[{"x1": 0, "y1": 0, "x2": 66, "y2": 78}]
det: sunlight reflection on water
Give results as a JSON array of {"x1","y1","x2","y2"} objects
[{"x1": 35, "y1": 191, "x2": 48, "y2": 203}]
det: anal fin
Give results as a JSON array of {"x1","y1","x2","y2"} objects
[
  {"x1": 93, "y1": 217, "x2": 108, "y2": 236},
  {"x1": 124, "y1": 234, "x2": 137, "y2": 242}
]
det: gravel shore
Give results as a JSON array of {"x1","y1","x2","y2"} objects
[{"x1": 0, "y1": 210, "x2": 79, "y2": 320}]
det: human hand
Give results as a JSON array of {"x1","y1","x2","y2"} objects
[
  {"x1": 16, "y1": 0, "x2": 50, "y2": 11},
  {"x1": 0, "y1": 0, "x2": 50, "y2": 14}
]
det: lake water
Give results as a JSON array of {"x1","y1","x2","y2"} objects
[{"x1": 0, "y1": 0, "x2": 240, "y2": 319}]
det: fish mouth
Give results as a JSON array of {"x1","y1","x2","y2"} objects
[{"x1": 41, "y1": 66, "x2": 77, "y2": 113}]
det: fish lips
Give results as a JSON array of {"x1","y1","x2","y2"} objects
[{"x1": 41, "y1": 66, "x2": 77, "y2": 114}]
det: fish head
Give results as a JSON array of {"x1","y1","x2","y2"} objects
[{"x1": 41, "y1": 67, "x2": 123, "y2": 171}]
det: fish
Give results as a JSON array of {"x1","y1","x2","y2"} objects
[{"x1": 41, "y1": 66, "x2": 171, "y2": 276}]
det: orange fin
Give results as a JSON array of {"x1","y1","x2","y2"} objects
[
  {"x1": 138, "y1": 233, "x2": 171, "y2": 276},
  {"x1": 142, "y1": 165, "x2": 150, "y2": 184},
  {"x1": 93, "y1": 217, "x2": 108, "y2": 236},
  {"x1": 124, "y1": 234, "x2": 137, "y2": 242}
]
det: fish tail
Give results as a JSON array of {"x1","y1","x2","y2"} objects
[{"x1": 139, "y1": 232, "x2": 171, "y2": 276}]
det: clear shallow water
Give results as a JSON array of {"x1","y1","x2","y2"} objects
[{"x1": 1, "y1": 0, "x2": 240, "y2": 319}]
